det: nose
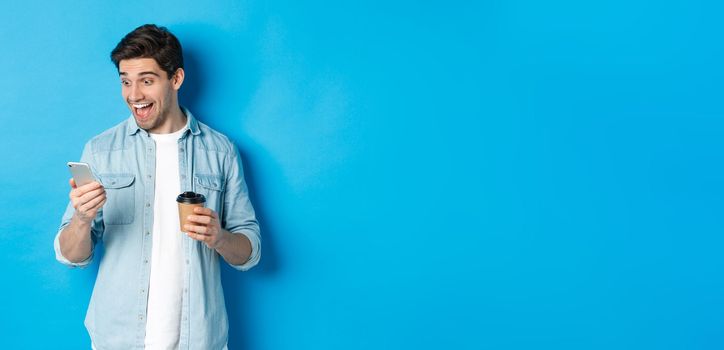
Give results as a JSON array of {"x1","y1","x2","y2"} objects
[{"x1": 128, "y1": 84, "x2": 144, "y2": 102}]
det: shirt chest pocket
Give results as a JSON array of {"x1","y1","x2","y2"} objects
[
  {"x1": 99, "y1": 174, "x2": 136, "y2": 225},
  {"x1": 194, "y1": 174, "x2": 225, "y2": 213}
]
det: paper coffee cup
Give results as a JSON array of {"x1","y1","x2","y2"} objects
[{"x1": 177, "y1": 191, "x2": 206, "y2": 233}]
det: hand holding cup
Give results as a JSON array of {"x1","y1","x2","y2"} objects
[
  {"x1": 177, "y1": 192, "x2": 226, "y2": 249},
  {"x1": 184, "y1": 206, "x2": 227, "y2": 249}
]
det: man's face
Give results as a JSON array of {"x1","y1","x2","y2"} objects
[{"x1": 119, "y1": 58, "x2": 183, "y2": 132}]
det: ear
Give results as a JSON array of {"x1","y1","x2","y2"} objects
[{"x1": 171, "y1": 68, "x2": 185, "y2": 90}]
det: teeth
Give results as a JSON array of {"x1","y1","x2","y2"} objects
[{"x1": 133, "y1": 103, "x2": 151, "y2": 109}]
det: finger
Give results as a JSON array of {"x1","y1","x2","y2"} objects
[
  {"x1": 193, "y1": 207, "x2": 216, "y2": 218},
  {"x1": 70, "y1": 178, "x2": 77, "y2": 189},
  {"x1": 77, "y1": 190, "x2": 105, "y2": 210},
  {"x1": 79, "y1": 187, "x2": 104, "y2": 199},
  {"x1": 79, "y1": 188, "x2": 106, "y2": 204},
  {"x1": 186, "y1": 215, "x2": 212, "y2": 225},
  {"x1": 71, "y1": 187, "x2": 87, "y2": 206},
  {"x1": 80, "y1": 193, "x2": 106, "y2": 212},
  {"x1": 72, "y1": 183, "x2": 103, "y2": 199},
  {"x1": 186, "y1": 231, "x2": 208, "y2": 242},
  {"x1": 79, "y1": 181, "x2": 103, "y2": 192},
  {"x1": 184, "y1": 224, "x2": 209, "y2": 235}
]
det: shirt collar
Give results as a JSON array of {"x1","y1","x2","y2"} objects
[{"x1": 126, "y1": 106, "x2": 201, "y2": 136}]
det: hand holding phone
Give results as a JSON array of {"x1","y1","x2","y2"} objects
[{"x1": 67, "y1": 162, "x2": 106, "y2": 223}]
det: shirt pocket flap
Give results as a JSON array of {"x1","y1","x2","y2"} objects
[
  {"x1": 99, "y1": 174, "x2": 135, "y2": 189},
  {"x1": 194, "y1": 174, "x2": 225, "y2": 191}
]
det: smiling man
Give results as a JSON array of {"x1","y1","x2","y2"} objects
[{"x1": 54, "y1": 24, "x2": 261, "y2": 350}]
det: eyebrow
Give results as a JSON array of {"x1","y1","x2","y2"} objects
[{"x1": 119, "y1": 71, "x2": 161, "y2": 77}]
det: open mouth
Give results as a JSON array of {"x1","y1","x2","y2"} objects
[{"x1": 132, "y1": 102, "x2": 154, "y2": 119}]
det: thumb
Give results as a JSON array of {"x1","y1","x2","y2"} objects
[{"x1": 69, "y1": 178, "x2": 77, "y2": 189}]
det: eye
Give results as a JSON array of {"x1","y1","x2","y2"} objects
[
  {"x1": 121, "y1": 80, "x2": 130, "y2": 86},
  {"x1": 143, "y1": 79, "x2": 153, "y2": 85}
]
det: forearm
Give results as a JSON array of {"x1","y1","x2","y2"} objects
[
  {"x1": 59, "y1": 213, "x2": 94, "y2": 263},
  {"x1": 215, "y1": 229, "x2": 252, "y2": 266}
]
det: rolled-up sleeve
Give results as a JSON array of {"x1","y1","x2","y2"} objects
[
  {"x1": 222, "y1": 143, "x2": 261, "y2": 271},
  {"x1": 54, "y1": 223, "x2": 92, "y2": 268}
]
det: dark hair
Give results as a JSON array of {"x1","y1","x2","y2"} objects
[{"x1": 110, "y1": 24, "x2": 183, "y2": 79}]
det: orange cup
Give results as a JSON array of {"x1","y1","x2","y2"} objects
[{"x1": 177, "y1": 191, "x2": 206, "y2": 233}]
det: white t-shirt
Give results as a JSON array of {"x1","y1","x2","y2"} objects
[{"x1": 145, "y1": 127, "x2": 187, "y2": 350}]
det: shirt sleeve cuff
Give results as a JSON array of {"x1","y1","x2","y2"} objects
[
  {"x1": 228, "y1": 230, "x2": 261, "y2": 271},
  {"x1": 54, "y1": 227, "x2": 93, "y2": 268}
]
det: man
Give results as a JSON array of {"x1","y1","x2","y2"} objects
[{"x1": 54, "y1": 24, "x2": 261, "y2": 350}]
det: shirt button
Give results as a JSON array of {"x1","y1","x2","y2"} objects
[
  {"x1": 139, "y1": 315, "x2": 144, "y2": 320},
  {"x1": 146, "y1": 203, "x2": 151, "y2": 207},
  {"x1": 141, "y1": 289, "x2": 145, "y2": 293},
  {"x1": 144, "y1": 259, "x2": 148, "y2": 264},
  {"x1": 147, "y1": 175, "x2": 152, "y2": 179},
  {"x1": 146, "y1": 231, "x2": 150, "y2": 235},
  {"x1": 186, "y1": 259, "x2": 189, "y2": 264}
]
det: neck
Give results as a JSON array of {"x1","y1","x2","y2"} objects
[{"x1": 150, "y1": 104, "x2": 187, "y2": 134}]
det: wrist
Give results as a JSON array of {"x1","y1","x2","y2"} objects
[
  {"x1": 72, "y1": 212, "x2": 94, "y2": 227},
  {"x1": 220, "y1": 229, "x2": 232, "y2": 247}
]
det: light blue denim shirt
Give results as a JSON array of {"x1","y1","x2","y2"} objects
[{"x1": 54, "y1": 108, "x2": 261, "y2": 350}]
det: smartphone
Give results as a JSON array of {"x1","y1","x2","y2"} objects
[{"x1": 67, "y1": 162, "x2": 95, "y2": 187}]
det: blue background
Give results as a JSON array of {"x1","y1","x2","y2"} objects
[{"x1": 0, "y1": 1, "x2": 722, "y2": 349}]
